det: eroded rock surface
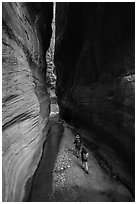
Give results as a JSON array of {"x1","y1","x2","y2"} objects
[
  {"x1": 2, "y1": 2, "x2": 53, "y2": 201},
  {"x1": 55, "y1": 2, "x2": 135, "y2": 195},
  {"x1": 2, "y1": 2, "x2": 135, "y2": 202}
]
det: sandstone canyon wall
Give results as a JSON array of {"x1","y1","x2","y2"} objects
[
  {"x1": 2, "y1": 2, "x2": 135, "y2": 201},
  {"x1": 2, "y1": 3, "x2": 53, "y2": 201},
  {"x1": 55, "y1": 2, "x2": 135, "y2": 192}
]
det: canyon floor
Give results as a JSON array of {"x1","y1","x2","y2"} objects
[{"x1": 26, "y1": 96, "x2": 134, "y2": 201}]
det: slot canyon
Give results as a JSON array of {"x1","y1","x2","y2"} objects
[{"x1": 2, "y1": 2, "x2": 135, "y2": 202}]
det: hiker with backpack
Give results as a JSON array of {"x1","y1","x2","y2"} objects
[
  {"x1": 73, "y1": 134, "x2": 82, "y2": 158},
  {"x1": 81, "y1": 146, "x2": 89, "y2": 174}
]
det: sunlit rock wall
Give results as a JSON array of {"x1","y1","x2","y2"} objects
[
  {"x1": 55, "y1": 1, "x2": 135, "y2": 190},
  {"x1": 2, "y1": 2, "x2": 53, "y2": 201}
]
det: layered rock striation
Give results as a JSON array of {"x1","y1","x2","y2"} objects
[
  {"x1": 55, "y1": 2, "x2": 135, "y2": 194},
  {"x1": 2, "y1": 2, "x2": 135, "y2": 201},
  {"x1": 2, "y1": 2, "x2": 53, "y2": 201}
]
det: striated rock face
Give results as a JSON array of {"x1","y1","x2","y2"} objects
[
  {"x1": 2, "y1": 2, "x2": 135, "y2": 201},
  {"x1": 55, "y1": 2, "x2": 135, "y2": 194},
  {"x1": 2, "y1": 2, "x2": 53, "y2": 201}
]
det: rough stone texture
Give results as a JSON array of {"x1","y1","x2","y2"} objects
[
  {"x1": 2, "y1": 2, "x2": 53, "y2": 201},
  {"x1": 55, "y1": 2, "x2": 135, "y2": 195}
]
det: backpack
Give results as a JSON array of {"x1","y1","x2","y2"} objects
[
  {"x1": 82, "y1": 148, "x2": 89, "y2": 161},
  {"x1": 83, "y1": 152, "x2": 89, "y2": 160},
  {"x1": 74, "y1": 138, "x2": 82, "y2": 146}
]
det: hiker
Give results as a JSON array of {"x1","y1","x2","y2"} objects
[
  {"x1": 81, "y1": 146, "x2": 89, "y2": 174},
  {"x1": 73, "y1": 134, "x2": 82, "y2": 158}
]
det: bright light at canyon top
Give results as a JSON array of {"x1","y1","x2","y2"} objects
[{"x1": 46, "y1": 3, "x2": 59, "y2": 117}]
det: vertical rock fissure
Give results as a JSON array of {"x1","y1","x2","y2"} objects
[
  {"x1": 2, "y1": 2, "x2": 135, "y2": 202},
  {"x1": 46, "y1": 3, "x2": 59, "y2": 117},
  {"x1": 23, "y1": 3, "x2": 57, "y2": 201},
  {"x1": 46, "y1": 3, "x2": 56, "y2": 90}
]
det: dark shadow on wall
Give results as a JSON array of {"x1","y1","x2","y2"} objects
[
  {"x1": 54, "y1": 1, "x2": 135, "y2": 198},
  {"x1": 25, "y1": 116, "x2": 64, "y2": 201}
]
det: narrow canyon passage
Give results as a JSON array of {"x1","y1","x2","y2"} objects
[
  {"x1": 2, "y1": 2, "x2": 135, "y2": 202},
  {"x1": 26, "y1": 114, "x2": 134, "y2": 201}
]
